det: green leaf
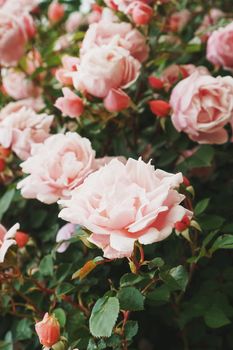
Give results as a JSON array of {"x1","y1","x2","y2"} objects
[
  {"x1": 89, "y1": 296, "x2": 119, "y2": 338},
  {"x1": 56, "y1": 283, "x2": 74, "y2": 296},
  {"x1": 15, "y1": 319, "x2": 32, "y2": 340},
  {"x1": 117, "y1": 287, "x2": 144, "y2": 311},
  {"x1": 210, "y1": 234, "x2": 233, "y2": 254},
  {"x1": 0, "y1": 188, "x2": 15, "y2": 220},
  {"x1": 53, "y1": 308, "x2": 66, "y2": 327},
  {"x1": 147, "y1": 285, "x2": 170, "y2": 304},
  {"x1": 0, "y1": 332, "x2": 13, "y2": 350},
  {"x1": 120, "y1": 273, "x2": 146, "y2": 287},
  {"x1": 204, "y1": 306, "x2": 231, "y2": 328},
  {"x1": 124, "y1": 321, "x2": 139, "y2": 341},
  {"x1": 162, "y1": 266, "x2": 189, "y2": 292},
  {"x1": 195, "y1": 198, "x2": 210, "y2": 216},
  {"x1": 148, "y1": 257, "x2": 165, "y2": 269},
  {"x1": 39, "y1": 254, "x2": 54, "y2": 276}
]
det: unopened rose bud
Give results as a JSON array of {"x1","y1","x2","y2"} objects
[
  {"x1": 183, "y1": 176, "x2": 190, "y2": 187},
  {"x1": 127, "y1": 1, "x2": 153, "y2": 25},
  {"x1": 35, "y1": 313, "x2": 60, "y2": 348},
  {"x1": 104, "y1": 89, "x2": 130, "y2": 112},
  {"x1": 15, "y1": 231, "x2": 29, "y2": 248},
  {"x1": 149, "y1": 100, "x2": 170, "y2": 117},
  {"x1": 48, "y1": 1, "x2": 65, "y2": 24},
  {"x1": 0, "y1": 158, "x2": 6, "y2": 172},
  {"x1": 174, "y1": 215, "x2": 191, "y2": 232},
  {"x1": 148, "y1": 76, "x2": 164, "y2": 90}
]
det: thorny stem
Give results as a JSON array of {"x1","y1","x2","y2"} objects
[{"x1": 121, "y1": 310, "x2": 130, "y2": 350}]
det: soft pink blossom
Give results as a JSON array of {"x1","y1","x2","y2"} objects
[
  {"x1": 104, "y1": 88, "x2": 130, "y2": 112},
  {"x1": 0, "y1": 0, "x2": 39, "y2": 14},
  {"x1": 65, "y1": 12, "x2": 85, "y2": 33},
  {"x1": 104, "y1": 0, "x2": 150, "y2": 13},
  {"x1": 0, "y1": 11, "x2": 30, "y2": 66},
  {"x1": 56, "y1": 56, "x2": 79, "y2": 85},
  {"x1": 48, "y1": 1, "x2": 65, "y2": 23},
  {"x1": 2, "y1": 69, "x2": 40, "y2": 100},
  {"x1": 59, "y1": 158, "x2": 192, "y2": 259},
  {"x1": 81, "y1": 21, "x2": 149, "y2": 62},
  {"x1": 0, "y1": 98, "x2": 45, "y2": 118},
  {"x1": 0, "y1": 223, "x2": 19, "y2": 263},
  {"x1": 168, "y1": 9, "x2": 191, "y2": 32},
  {"x1": 55, "y1": 88, "x2": 84, "y2": 118},
  {"x1": 207, "y1": 22, "x2": 233, "y2": 71},
  {"x1": 56, "y1": 223, "x2": 76, "y2": 253},
  {"x1": 17, "y1": 132, "x2": 96, "y2": 204},
  {"x1": 0, "y1": 107, "x2": 53, "y2": 160},
  {"x1": 73, "y1": 44, "x2": 141, "y2": 98},
  {"x1": 170, "y1": 72, "x2": 233, "y2": 144},
  {"x1": 126, "y1": 1, "x2": 153, "y2": 25}
]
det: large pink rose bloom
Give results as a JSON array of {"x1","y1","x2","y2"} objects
[
  {"x1": 17, "y1": 132, "x2": 96, "y2": 204},
  {"x1": 0, "y1": 11, "x2": 31, "y2": 66},
  {"x1": 59, "y1": 158, "x2": 191, "y2": 259},
  {"x1": 2, "y1": 69, "x2": 40, "y2": 100},
  {"x1": 0, "y1": 223, "x2": 19, "y2": 263},
  {"x1": 0, "y1": 98, "x2": 45, "y2": 117},
  {"x1": 0, "y1": 107, "x2": 53, "y2": 160},
  {"x1": 73, "y1": 44, "x2": 141, "y2": 98},
  {"x1": 207, "y1": 22, "x2": 233, "y2": 71},
  {"x1": 170, "y1": 72, "x2": 233, "y2": 144},
  {"x1": 81, "y1": 21, "x2": 149, "y2": 62}
]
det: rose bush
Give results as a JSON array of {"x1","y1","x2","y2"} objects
[{"x1": 0, "y1": 1, "x2": 233, "y2": 350}]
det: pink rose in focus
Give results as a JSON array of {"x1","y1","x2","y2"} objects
[
  {"x1": 56, "y1": 223, "x2": 76, "y2": 253},
  {"x1": 56, "y1": 56, "x2": 79, "y2": 85},
  {"x1": 59, "y1": 158, "x2": 192, "y2": 259},
  {"x1": 73, "y1": 44, "x2": 141, "y2": 98},
  {"x1": 2, "y1": 69, "x2": 40, "y2": 100},
  {"x1": 48, "y1": 1, "x2": 65, "y2": 23},
  {"x1": 17, "y1": 132, "x2": 96, "y2": 204},
  {"x1": 0, "y1": 11, "x2": 30, "y2": 66},
  {"x1": 207, "y1": 22, "x2": 233, "y2": 71},
  {"x1": 170, "y1": 72, "x2": 233, "y2": 144},
  {"x1": 0, "y1": 223, "x2": 19, "y2": 263},
  {"x1": 126, "y1": 1, "x2": 153, "y2": 25},
  {"x1": 0, "y1": 107, "x2": 53, "y2": 160},
  {"x1": 104, "y1": 88, "x2": 130, "y2": 112},
  {"x1": 81, "y1": 21, "x2": 149, "y2": 62},
  {"x1": 55, "y1": 88, "x2": 84, "y2": 118},
  {"x1": 168, "y1": 9, "x2": 191, "y2": 32}
]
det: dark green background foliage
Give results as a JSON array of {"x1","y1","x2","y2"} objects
[{"x1": 0, "y1": 1, "x2": 233, "y2": 350}]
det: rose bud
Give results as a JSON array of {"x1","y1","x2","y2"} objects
[
  {"x1": 174, "y1": 215, "x2": 191, "y2": 232},
  {"x1": 0, "y1": 147, "x2": 10, "y2": 158},
  {"x1": 48, "y1": 1, "x2": 65, "y2": 24},
  {"x1": 55, "y1": 87, "x2": 84, "y2": 119},
  {"x1": 149, "y1": 100, "x2": 170, "y2": 117},
  {"x1": 35, "y1": 313, "x2": 60, "y2": 348},
  {"x1": 183, "y1": 176, "x2": 190, "y2": 187},
  {"x1": 148, "y1": 76, "x2": 164, "y2": 90},
  {"x1": 15, "y1": 231, "x2": 29, "y2": 248},
  {"x1": 127, "y1": 1, "x2": 153, "y2": 25},
  {"x1": 104, "y1": 88, "x2": 130, "y2": 112}
]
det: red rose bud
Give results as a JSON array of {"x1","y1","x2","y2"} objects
[
  {"x1": 149, "y1": 100, "x2": 171, "y2": 117},
  {"x1": 104, "y1": 88, "x2": 130, "y2": 112},
  {"x1": 183, "y1": 176, "x2": 190, "y2": 187},
  {"x1": 15, "y1": 231, "x2": 29, "y2": 248},
  {"x1": 0, "y1": 147, "x2": 11, "y2": 158},
  {"x1": 174, "y1": 215, "x2": 191, "y2": 232},
  {"x1": 48, "y1": 1, "x2": 65, "y2": 23},
  {"x1": 127, "y1": 2, "x2": 153, "y2": 25},
  {"x1": 35, "y1": 313, "x2": 60, "y2": 348},
  {"x1": 148, "y1": 76, "x2": 164, "y2": 90}
]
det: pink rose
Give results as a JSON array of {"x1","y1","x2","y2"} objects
[
  {"x1": 59, "y1": 158, "x2": 192, "y2": 259},
  {"x1": 207, "y1": 22, "x2": 233, "y2": 71},
  {"x1": 126, "y1": 1, "x2": 153, "y2": 25},
  {"x1": 56, "y1": 223, "x2": 76, "y2": 253},
  {"x1": 81, "y1": 21, "x2": 149, "y2": 62},
  {"x1": 104, "y1": 88, "x2": 130, "y2": 112},
  {"x1": 0, "y1": 98, "x2": 45, "y2": 118},
  {"x1": 170, "y1": 72, "x2": 233, "y2": 144},
  {"x1": 35, "y1": 313, "x2": 60, "y2": 348},
  {"x1": 55, "y1": 88, "x2": 84, "y2": 118},
  {"x1": 2, "y1": 69, "x2": 40, "y2": 100},
  {"x1": 48, "y1": 1, "x2": 65, "y2": 24},
  {"x1": 0, "y1": 107, "x2": 53, "y2": 160},
  {"x1": 196, "y1": 9, "x2": 224, "y2": 42},
  {"x1": 73, "y1": 44, "x2": 141, "y2": 98},
  {"x1": 65, "y1": 12, "x2": 85, "y2": 33},
  {"x1": 54, "y1": 34, "x2": 72, "y2": 51},
  {"x1": 168, "y1": 9, "x2": 191, "y2": 32},
  {"x1": 0, "y1": 223, "x2": 19, "y2": 263},
  {"x1": 56, "y1": 55, "x2": 79, "y2": 85},
  {"x1": 1, "y1": 0, "x2": 39, "y2": 14},
  {"x1": 0, "y1": 11, "x2": 30, "y2": 66},
  {"x1": 104, "y1": 0, "x2": 150, "y2": 13},
  {"x1": 17, "y1": 132, "x2": 96, "y2": 204}
]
